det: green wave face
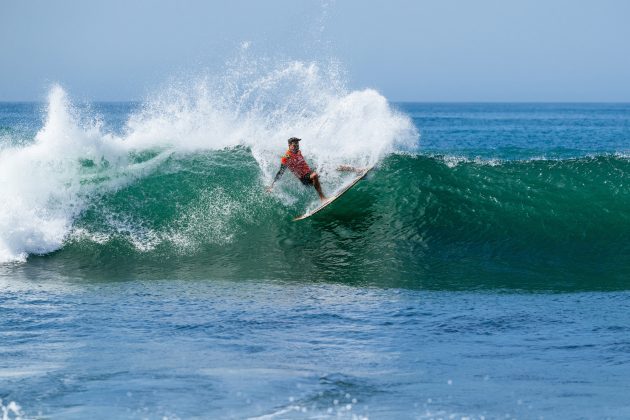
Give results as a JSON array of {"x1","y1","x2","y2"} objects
[
  {"x1": 2, "y1": 86, "x2": 628, "y2": 291},
  {"x1": 52, "y1": 150, "x2": 629, "y2": 291}
]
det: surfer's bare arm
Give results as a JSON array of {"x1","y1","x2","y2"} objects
[
  {"x1": 267, "y1": 165, "x2": 286, "y2": 191},
  {"x1": 337, "y1": 165, "x2": 363, "y2": 173}
]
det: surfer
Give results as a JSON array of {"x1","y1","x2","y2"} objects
[{"x1": 267, "y1": 137, "x2": 327, "y2": 201}]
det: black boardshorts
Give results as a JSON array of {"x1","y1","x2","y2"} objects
[{"x1": 299, "y1": 172, "x2": 314, "y2": 186}]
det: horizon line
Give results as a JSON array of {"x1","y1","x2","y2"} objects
[{"x1": 2, "y1": 99, "x2": 630, "y2": 105}]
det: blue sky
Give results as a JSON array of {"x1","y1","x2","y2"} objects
[{"x1": 1, "y1": 0, "x2": 629, "y2": 101}]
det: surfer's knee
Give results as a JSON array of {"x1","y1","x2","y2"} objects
[{"x1": 310, "y1": 172, "x2": 318, "y2": 180}]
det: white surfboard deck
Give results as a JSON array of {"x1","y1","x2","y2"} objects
[{"x1": 293, "y1": 166, "x2": 374, "y2": 221}]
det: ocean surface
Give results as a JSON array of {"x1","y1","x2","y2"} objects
[{"x1": 1, "y1": 73, "x2": 629, "y2": 419}]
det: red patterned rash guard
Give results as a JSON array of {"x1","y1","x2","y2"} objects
[{"x1": 278, "y1": 149, "x2": 312, "y2": 179}]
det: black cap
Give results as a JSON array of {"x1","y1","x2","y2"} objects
[{"x1": 287, "y1": 137, "x2": 301, "y2": 144}]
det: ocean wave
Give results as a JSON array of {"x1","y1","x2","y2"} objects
[
  {"x1": 0, "y1": 60, "x2": 416, "y2": 264},
  {"x1": 1, "y1": 68, "x2": 628, "y2": 289},
  {"x1": 8, "y1": 150, "x2": 623, "y2": 289}
]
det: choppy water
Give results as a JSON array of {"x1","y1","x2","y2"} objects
[{"x1": 1, "y1": 63, "x2": 629, "y2": 418}]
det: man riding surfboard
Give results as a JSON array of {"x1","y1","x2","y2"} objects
[{"x1": 267, "y1": 137, "x2": 327, "y2": 201}]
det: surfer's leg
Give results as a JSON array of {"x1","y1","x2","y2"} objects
[{"x1": 310, "y1": 172, "x2": 327, "y2": 201}]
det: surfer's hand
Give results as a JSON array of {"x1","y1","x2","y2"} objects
[{"x1": 265, "y1": 185, "x2": 273, "y2": 193}]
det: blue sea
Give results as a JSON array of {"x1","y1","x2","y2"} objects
[{"x1": 1, "y1": 65, "x2": 629, "y2": 419}]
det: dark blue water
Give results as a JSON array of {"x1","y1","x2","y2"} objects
[
  {"x1": 1, "y1": 101, "x2": 630, "y2": 419},
  {"x1": 2, "y1": 276, "x2": 630, "y2": 419},
  {"x1": 400, "y1": 102, "x2": 630, "y2": 158}
]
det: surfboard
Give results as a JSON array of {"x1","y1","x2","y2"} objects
[{"x1": 293, "y1": 166, "x2": 374, "y2": 221}]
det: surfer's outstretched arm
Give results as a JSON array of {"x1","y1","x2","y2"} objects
[
  {"x1": 337, "y1": 164, "x2": 364, "y2": 173},
  {"x1": 267, "y1": 165, "x2": 286, "y2": 192}
]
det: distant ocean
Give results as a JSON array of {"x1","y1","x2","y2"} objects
[{"x1": 1, "y1": 65, "x2": 629, "y2": 418}]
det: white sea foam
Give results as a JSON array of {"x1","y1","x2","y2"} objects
[
  {"x1": 0, "y1": 399, "x2": 24, "y2": 420},
  {"x1": 0, "y1": 60, "x2": 418, "y2": 263},
  {"x1": 0, "y1": 86, "x2": 170, "y2": 263}
]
